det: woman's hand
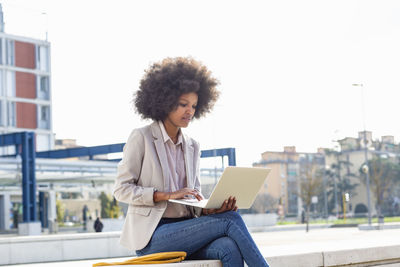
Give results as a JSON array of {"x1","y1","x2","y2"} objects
[
  {"x1": 154, "y1": 187, "x2": 202, "y2": 202},
  {"x1": 170, "y1": 188, "x2": 203, "y2": 201},
  {"x1": 202, "y1": 196, "x2": 238, "y2": 215}
]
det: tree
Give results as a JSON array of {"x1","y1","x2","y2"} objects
[
  {"x1": 360, "y1": 156, "x2": 400, "y2": 217},
  {"x1": 56, "y1": 199, "x2": 65, "y2": 223},
  {"x1": 299, "y1": 160, "x2": 323, "y2": 232},
  {"x1": 251, "y1": 193, "x2": 278, "y2": 214},
  {"x1": 99, "y1": 192, "x2": 121, "y2": 218},
  {"x1": 324, "y1": 149, "x2": 359, "y2": 215}
]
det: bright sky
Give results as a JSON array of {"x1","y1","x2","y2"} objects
[{"x1": 1, "y1": 0, "x2": 400, "y2": 167}]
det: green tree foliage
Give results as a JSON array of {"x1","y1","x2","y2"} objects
[
  {"x1": 56, "y1": 199, "x2": 65, "y2": 223},
  {"x1": 300, "y1": 160, "x2": 323, "y2": 232},
  {"x1": 324, "y1": 150, "x2": 359, "y2": 214},
  {"x1": 243, "y1": 193, "x2": 278, "y2": 214},
  {"x1": 360, "y1": 156, "x2": 400, "y2": 217},
  {"x1": 99, "y1": 192, "x2": 121, "y2": 218}
]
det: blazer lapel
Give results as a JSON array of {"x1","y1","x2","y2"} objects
[
  {"x1": 183, "y1": 134, "x2": 194, "y2": 188},
  {"x1": 151, "y1": 122, "x2": 170, "y2": 191}
]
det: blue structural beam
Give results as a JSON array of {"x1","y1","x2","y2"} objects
[
  {"x1": 1, "y1": 131, "x2": 236, "y2": 227},
  {"x1": 201, "y1": 148, "x2": 236, "y2": 166},
  {"x1": 0, "y1": 132, "x2": 37, "y2": 223},
  {"x1": 37, "y1": 143, "x2": 125, "y2": 159},
  {"x1": 21, "y1": 132, "x2": 37, "y2": 222},
  {"x1": 38, "y1": 144, "x2": 236, "y2": 166},
  {"x1": 39, "y1": 191, "x2": 48, "y2": 228}
]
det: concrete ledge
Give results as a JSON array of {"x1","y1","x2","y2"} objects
[
  {"x1": 266, "y1": 252, "x2": 323, "y2": 267},
  {"x1": 92, "y1": 245, "x2": 400, "y2": 267},
  {"x1": 0, "y1": 232, "x2": 132, "y2": 265},
  {"x1": 17, "y1": 222, "x2": 41, "y2": 236},
  {"x1": 2, "y1": 231, "x2": 400, "y2": 266},
  {"x1": 359, "y1": 222, "x2": 400, "y2": 231},
  {"x1": 249, "y1": 223, "x2": 332, "y2": 233},
  {"x1": 323, "y1": 245, "x2": 400, "y2": 266}
]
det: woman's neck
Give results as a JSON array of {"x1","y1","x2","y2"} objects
[{"x1": 162, "y1": 120, "x2": 179, "y2": 143}]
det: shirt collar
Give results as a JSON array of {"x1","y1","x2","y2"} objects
[{"x1": 158, "y1": 121, "x2": 183, "y2": 145}]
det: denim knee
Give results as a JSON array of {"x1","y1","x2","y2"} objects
[
  {"x1": 226, "y1": 210, "x2": 242, "y2": 218},
  {"x1": 210, "y1": 237, "x2": 243, "y2": 266},
  {"x1": 224, "y1": 211, "x2": 245, "y2": 224}
]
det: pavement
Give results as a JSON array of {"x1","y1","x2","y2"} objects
[{"x1": 8, "y1": 226, "x2": 400, "y2": 267}]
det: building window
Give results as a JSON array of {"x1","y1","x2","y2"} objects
[
  {"x1": 6, "y1": 39, "x2": 14, "y2": 66},
  {"x1": 5, "y1": 71, "x2": 15, "y2": 97},
  {"x1": 280, "y1": 164, "x2": 286, "y2": 178},
  {"x1": 7, "y1": 102, "x2": 16, "y2": 127},
  {"x1": 37, "y1": 76, "x2": 50, "y2": 100},
  {"x1": 36, "y1": 45, "x2": 49, "y2": 72},
  {"x1": 38, "y1": 105, "x2": 50, "y2": 129}
]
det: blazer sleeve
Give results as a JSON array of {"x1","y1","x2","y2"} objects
[
  {"x1": 192, "y1": 140, "x2": 204, "y2": 217},
  {"x1": 113, "y1": 129, "x2": 155, "y2": 206}
]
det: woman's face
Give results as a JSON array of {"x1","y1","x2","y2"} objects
[{"x1": 165, "y1": 92, "x2": 198, "y2": 129}]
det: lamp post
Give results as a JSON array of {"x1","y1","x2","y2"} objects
[
  {"x1": 322, "y1": 161, "x2": 329, "y2": 220},
  {"x1": 352, "y1": 83, "x2": 372, "y2": 226}
]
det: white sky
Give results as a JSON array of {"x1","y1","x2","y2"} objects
[{"x1": 1, "y1": 0, "x2": 400, "y2": 167}]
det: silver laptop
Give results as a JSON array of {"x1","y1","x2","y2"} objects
[{"x1": 169, "y1": 166, "x2": 271, "y2": 209}]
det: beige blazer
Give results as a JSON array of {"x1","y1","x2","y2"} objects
[{"x1": 113, "y1": 121, "x2": 202, "y2": 251}]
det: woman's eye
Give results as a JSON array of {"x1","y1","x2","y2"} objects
[
  {"x1": 179, "y1": 103, "x2": 187, "y2": 107},
  {"x1": 192, "y1": 106, "x2": 197, "y2": 109}
]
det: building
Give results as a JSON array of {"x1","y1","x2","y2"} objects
[
  {"x1": 253, "y1": 146, "x2": 324, "y2": 218},
  {"x1": 255, "y1": 131, "x2": 400, "y2": 219},
  {"x1": 325, "y1": 131, "x2": 400, "y2": 217},
  {"x1": 0, "y1": 4, "x2": 53, "y2": 154}
]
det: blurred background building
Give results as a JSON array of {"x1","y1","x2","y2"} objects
[
  {"x1": 253, "y1": 146, "x2": 324, "y2": 218},
  {"x1": 0, "y1": 3, "x2": 53, "y2": 155},
  {"x1": 254, "y1": 131, "x2": 400, "y2": 220}
]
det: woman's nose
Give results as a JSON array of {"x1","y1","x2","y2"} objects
[{"x1": 187, "y1": 106, "x2": 195, "y2": 115}]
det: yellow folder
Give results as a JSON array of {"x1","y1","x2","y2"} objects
[{"x1": 93, "y1": 251, "x2": 187, "y2": 266}]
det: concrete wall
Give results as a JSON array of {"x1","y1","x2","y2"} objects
[
  {"x1": 266, "y1": 245, "x2": 400, "y2": 267},
  {"x1": 102, "y1": 218, "x2": 124, "y2": 232},
  {"x1": 242, "y1": 213, "x2": 277, "y2": 227},
  {"x1": 1, "y1": 231, "x2": 400, "y2": 266},
  {"x1": 0, "y1": 232, "x2": 132, "y2": 265}
]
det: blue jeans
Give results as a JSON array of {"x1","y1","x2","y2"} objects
[{"x1": 136, "y1": 211, "x2": 269, "y2": 267}]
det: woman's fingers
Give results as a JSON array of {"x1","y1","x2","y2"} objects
[
  {"x1": 222, "y1": 197, "x2": 237, "y2": 212},
  {"x1": 219, "y1": 199, "x2": 229, "y2": 212},
  {"x1": 231, "y1": 197, "x2": 236, "y2": 210},
  {"x1": 204, "y1": 197, "x2": 238, "y2": 215},
  {"x1": 229, "y1": 197, "x2": 235, "y2": 210},
  {"x1": 175, "y1": 188, "x2": 202, "y2": 200},
  {"x1": 194, "y1": 193, "x2": 203, "y2": 201}
]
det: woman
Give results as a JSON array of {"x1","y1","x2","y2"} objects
[{"x1": 113, "y1": 57, "x2": 269, "y2": 267}]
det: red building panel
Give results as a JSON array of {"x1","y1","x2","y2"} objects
[
  {"x1": 15, "y1": 41, "x2": 36, "y2": 69},
  {"x1": 16, "y1": 102, "x2": 37, "y2": 129},
  {"x1": 16, "y1": 72, "x2": 36, "y2": 99}
]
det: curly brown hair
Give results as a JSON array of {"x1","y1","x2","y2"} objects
[{"x1": 134, "y1": 57, "x2": 220, "y2": 121}]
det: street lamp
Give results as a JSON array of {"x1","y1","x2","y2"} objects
[
  {"x1": 322, "y1": 164, "x2": 330, "y2": 220},
  {"x1": 352, "y1": 83, "x2": 372, "y2": 226}
]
